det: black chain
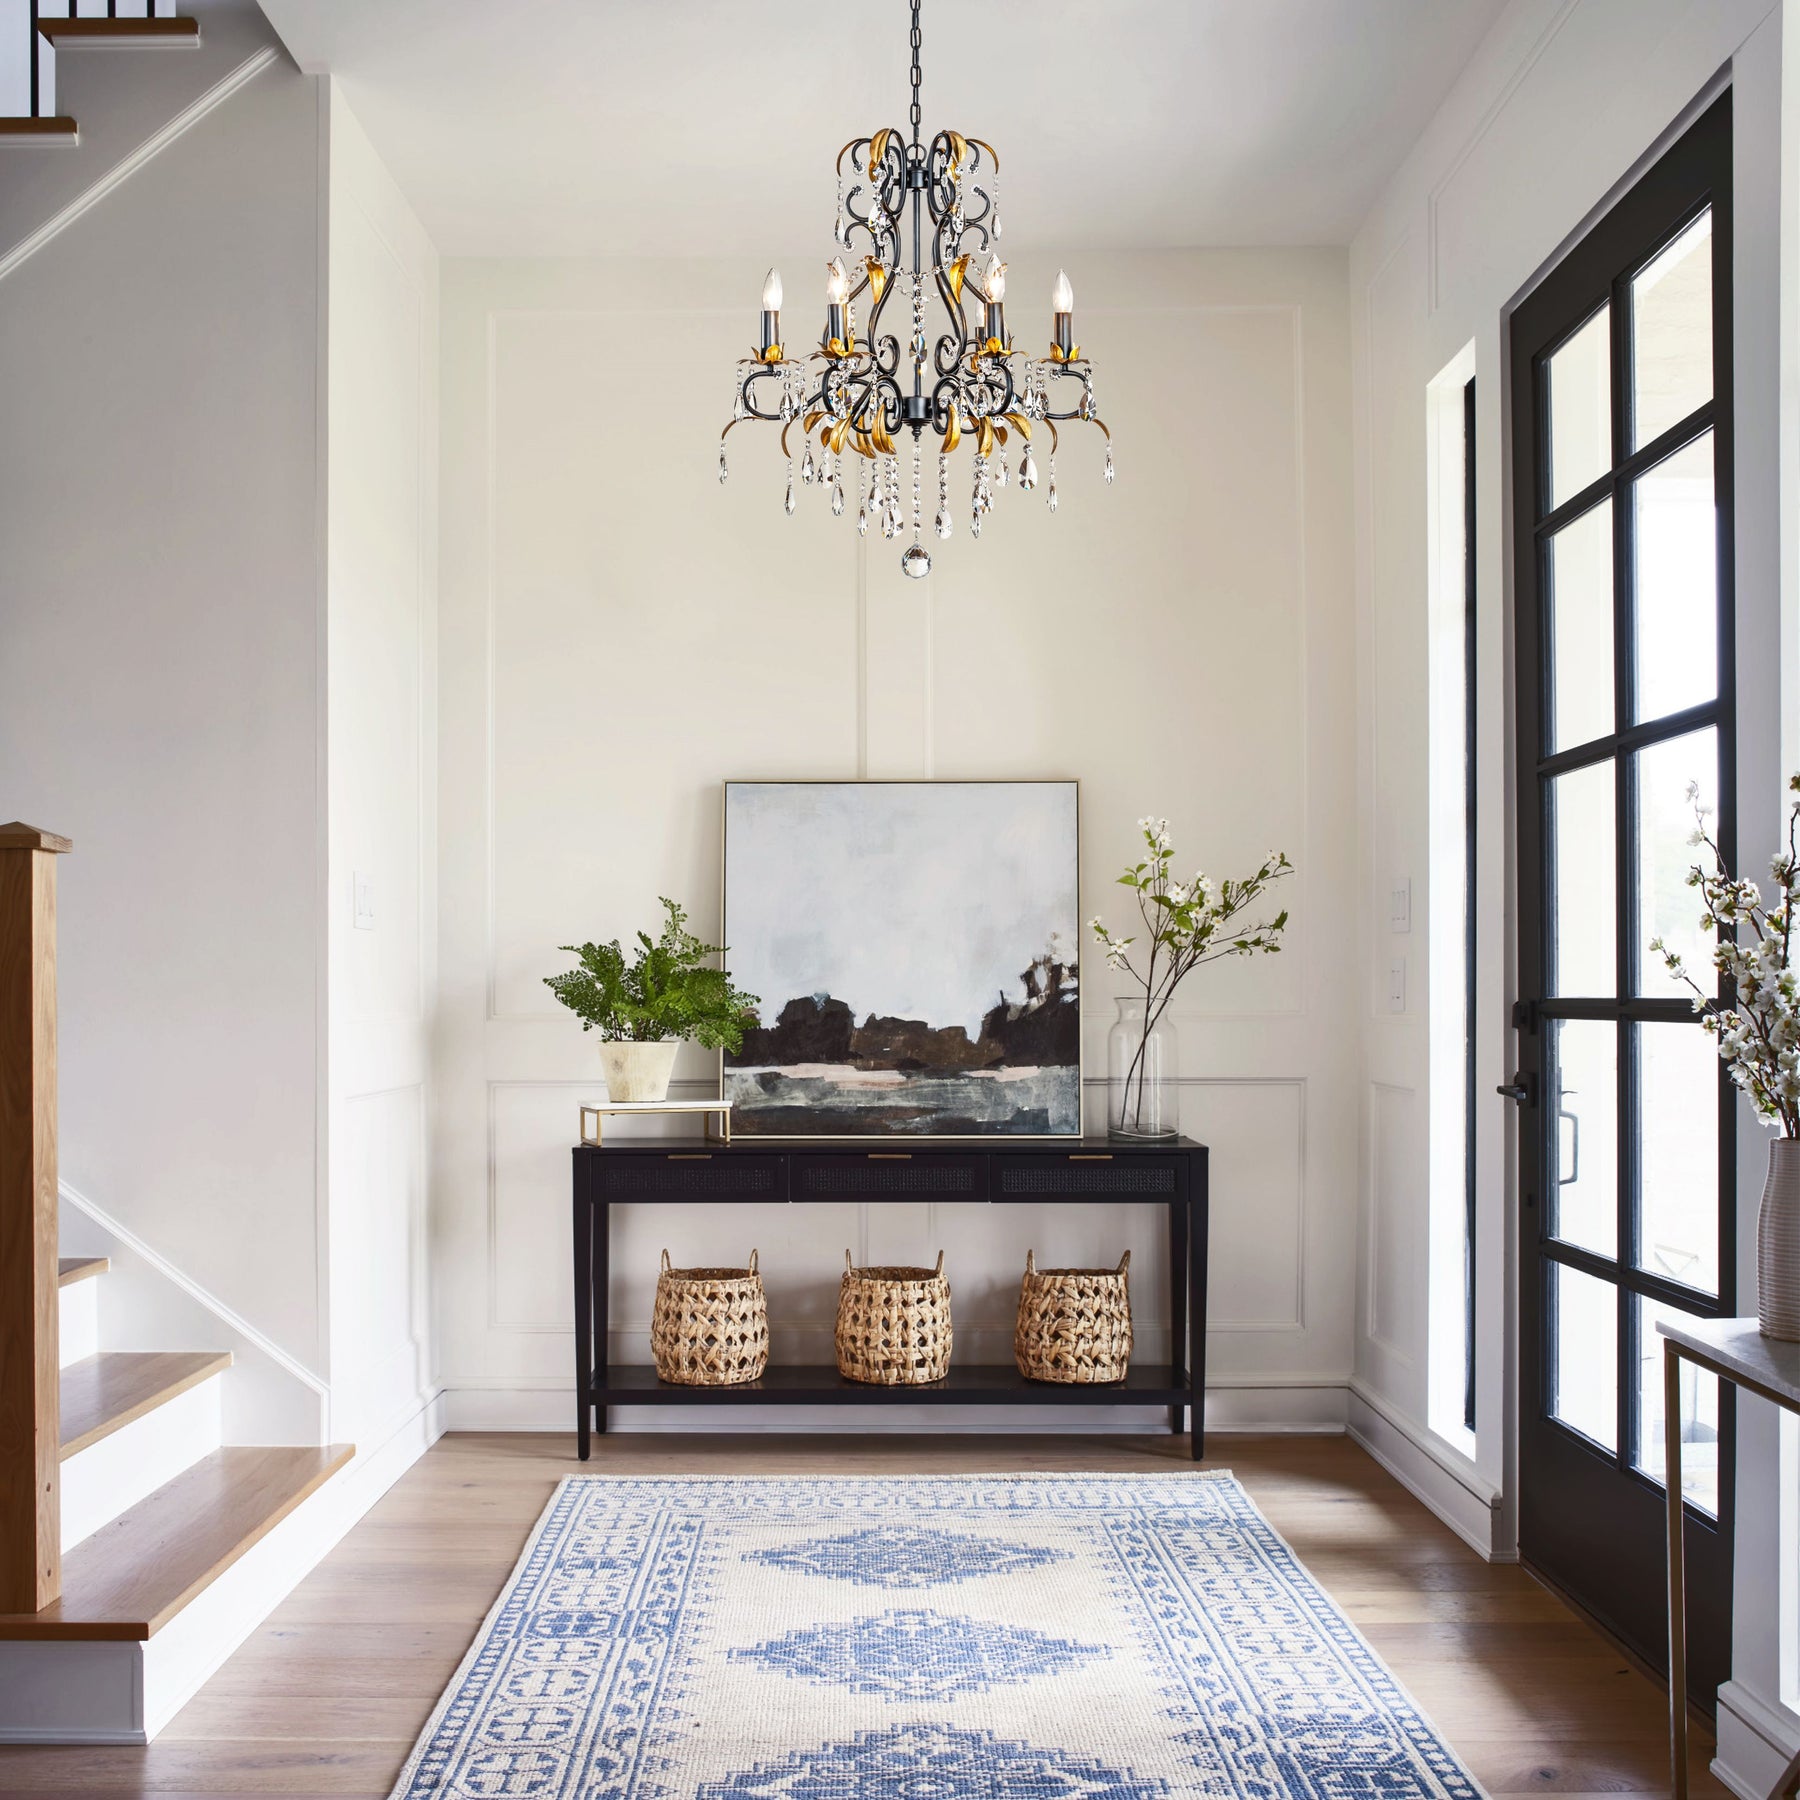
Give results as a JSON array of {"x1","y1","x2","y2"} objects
[{"x1": 909, "y1": 0, "x2": 923, "y2": 146}]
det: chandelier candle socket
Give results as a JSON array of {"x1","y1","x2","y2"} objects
[{"x1": 718, "y1": 0, "x2": 1111, "y2": 577}]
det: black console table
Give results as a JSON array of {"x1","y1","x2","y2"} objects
[{"x1": 571, "y1": 1135, "x2": 1209, "y2": 1459}]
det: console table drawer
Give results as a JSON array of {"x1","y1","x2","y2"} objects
[
  {"x1": 994, "y1": 1154, "x2": 1184, "y2": 1198},
  {"x1": 597, "y1": 1153, "x2": 785, "y2": 1199},
  {"x1": 791, "y1": 1152, "x2": 984, "y2": 1199}
]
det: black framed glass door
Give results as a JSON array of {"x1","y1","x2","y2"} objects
[{"x1": 1509, "y1": 91, "x2": 1735, "y2": 1711}]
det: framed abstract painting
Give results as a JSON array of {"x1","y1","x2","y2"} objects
[{"x1": 721, "y1": 780, "x2": 1081, "y2": 1138}]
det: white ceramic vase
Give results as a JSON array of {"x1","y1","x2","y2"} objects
[
  {"x1": 598, "y1": 1040, "x2": 679, "y2": 1104},
  {"x1": 1761, "y1": 1137, "x2": 1800, "y2": 1341}
]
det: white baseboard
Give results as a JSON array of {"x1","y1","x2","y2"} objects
[
  {"x1": 0, "y1": 1388, "x2": 447, "y2": 1744},
  {"x1": 1715, "y1": 1679, "x2": 1800, "y2": 1800},
  {"x1": 440, "y1": 1380, "x2": 1351, "y2": 1438},
  {"x1": 62, "y1": 1375, "x2": 223, "y2": 1552},
  {"x1": 1346, "y1": 1380, "x2": 1508, "y2": 1561}
]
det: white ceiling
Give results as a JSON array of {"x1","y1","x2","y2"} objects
[{"x1": 257, "y1": 0, "x2": 1509, "y2": 258}]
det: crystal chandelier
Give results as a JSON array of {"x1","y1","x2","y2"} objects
[{"x1": 717, "y1": 0, "x2": 1111, "y2": 578}]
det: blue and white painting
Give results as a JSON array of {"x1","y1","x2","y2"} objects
[{"x1": 722, "y1": 781, "x2": 1080, "y2": 1137}]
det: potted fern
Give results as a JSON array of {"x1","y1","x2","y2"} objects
[{"x1": 545, "y1": 899, "x2": 760, "y2": 1104}]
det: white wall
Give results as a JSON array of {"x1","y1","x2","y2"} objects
[
  {"x1": 433, "y1": 247, "x2": 1361, "y2": 1430},
  {"x1": 1346, "y1": 0, "x2": 1794, "y2": 1781},
  {"x1": 0, "y1": 11, "x2": 327, "y2": 1366},
  {"x1": 324, "y1": 84, "x2": 440, "y2": 1451}
]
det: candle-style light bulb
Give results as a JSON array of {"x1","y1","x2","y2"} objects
[
  {"x1": 984, "y1": 255, "x2": 1006, "y2": 303},
  {"x1": 758, "y1": 268, "x2": 782, "y2": 354},
  {"x1": 1050, "y1": 268, "x2": 1075, "y2": 356},
  {"x1": 824, "y1": 258, "x2": 850, "y2": 304}
]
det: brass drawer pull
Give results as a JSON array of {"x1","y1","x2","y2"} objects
[
  {"x1": 1069, "y1": 1154, "x2": 1114, "y2": 1162},
  {"x1": 868, "y1": 1152, "x2": 913, "y2": 1160},
  {"x1": 668, "y1": 1153, "x2": 713, "y2": 1161}
]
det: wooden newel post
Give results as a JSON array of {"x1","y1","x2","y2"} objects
[{"x1": 0, "y1": 823, "x2": 71, "y2": 1614}]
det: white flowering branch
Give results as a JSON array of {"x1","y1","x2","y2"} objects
[
  {"x1": 1653, "y1": 775, "x2": 1800, "y2": 1137},
  {"x1": 1091, "y1": 817, "x2": 1293, "y2": 1124}
]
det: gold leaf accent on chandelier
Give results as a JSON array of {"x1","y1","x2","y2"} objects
[
  {"x1": 830, "y1": 418, "x2": 850, "y2": 454},
  {"x1": 869, "y1": 128, "x2": 893, "y2": 171},
  {"x1": 1004, "y1": 412, "x2": 1033, "y2": 441},
  {"x1": 943, "y1": 401, "x2": 961, "y2": 453},
  {"x1": 943, "y1": 254, "x2": 970, "y2": 304},
  {"x1": 1047, "y1": 342, "x2": 1082, "y2": 363},
  {"x1": 976, "y1": 417, "x2": 996, "y2": 458},
  {"x1": 946, "y1": 130, "x2": 968, "y2": 172},
  {"x1": 752, "y1": 344, "x2": 785, "y2": 364},
  {"x1": 803, "y1": 409, "x2": 824, "y2": 434},
  {"x1": 865, "y1": 258, "x2": 889, "y2": 304}
]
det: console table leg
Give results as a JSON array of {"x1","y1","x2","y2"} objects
[
  {"x1": 573, "y1": 1183, "x2": 592, "y2": 1462},
  {"x1": 594, "y1": 1198, "x2": 610, "y2": 1438},
  {"x1": 1188, "y1": 1177, "x2": 1207, "y2": 1461},
  {"x1": 1168, "y1": 1197, "x2": 1188, "y2": 1437}
]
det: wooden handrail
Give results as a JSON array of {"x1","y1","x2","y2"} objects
[{"x1": 0, "y1": 822, "x2": 70, "y2": 1613}]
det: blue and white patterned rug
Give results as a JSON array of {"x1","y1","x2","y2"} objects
[{"x1": 387, "y1": 1473, "x2": 1485, "y2": 1800}]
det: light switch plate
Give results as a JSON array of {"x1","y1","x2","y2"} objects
[
  {"x1": 1387, "y1": 957, "x2": 1406, "y2": 1013},
  {"x1": 353, "y1": 871, "x2": 375, "y2": 931},
  {"x1": 1390, "y1": 876, "x2": 1411, "y2": 933}
]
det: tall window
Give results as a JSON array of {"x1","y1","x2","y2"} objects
[{"x1": 1427, "y1": 351, "x2": 1477, "y2": 1453}]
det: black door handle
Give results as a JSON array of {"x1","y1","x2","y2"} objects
[{"x1": 1496, "y1": 1072, "x2": 1536, "y2": 1104}]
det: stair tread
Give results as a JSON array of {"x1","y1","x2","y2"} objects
[
  {"x1": 59, "y1": 1350, "x2": 231, "y2": 1458},
  {"x1": 58, "y1": 1256, "x2": 108, "y2": 1288},
  {"x1": 0, "y1": 117, "x2": 78, "y2": 139},
  {"x1": 0, "y1": 1445, "x2": 353, "y2": 1640},
  {"x1": 37, "y1": 16, "x2": 199, "y2": 43}
]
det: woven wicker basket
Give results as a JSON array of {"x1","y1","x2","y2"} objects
[
  {"x1": 1014, "y1": 1249, "x2": 1133, "y2": 1384},
  {"x1": 835, "y1": 1249, "x2": 952, "y2": 1385},
  {"x1": 650, "y1": 1248, "x2": 769, "y2": 1386}
]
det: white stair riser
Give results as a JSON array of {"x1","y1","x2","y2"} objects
[
  {"x1": 58, "y1": 1281, "x2": 98, "y2": 1369},
  {"x1": 0, "y1": 1640, "x2": 142, "y2": 1743},
  {"x1": 61, "y1": 1376, "x2": 221, "y2": 1553}
]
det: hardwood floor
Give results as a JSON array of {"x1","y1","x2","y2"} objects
[{"x1": 0, "y1": 1431, "x2": 1726, "y2": 1798}]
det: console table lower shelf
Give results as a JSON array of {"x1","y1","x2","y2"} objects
[{"x1": 571, "y1": 1135, "x2": 1211, "y2": 1459}]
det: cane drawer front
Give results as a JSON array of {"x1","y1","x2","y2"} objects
[
  {"x1": 992, "y1": 1152, "x2": 1186, "y2": 1200},
  {"x1": 790, "y1": 1152, "x2": 986, "y2": 1201},
  {"x1": 596, "y1": 1152, "x2": 786, "y2": 1200}
]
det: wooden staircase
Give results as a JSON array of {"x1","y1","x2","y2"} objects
[
  {"x1": 0, "y1": 2, "x2": 200, "y2": 146},
  {"x1": 0, "y1": 826, "x2": 353, "y2": 1740}
]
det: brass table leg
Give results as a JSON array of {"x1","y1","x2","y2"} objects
[{"x1": 1665, "y1": 1338, "x2": 1688, "y2": 1800}]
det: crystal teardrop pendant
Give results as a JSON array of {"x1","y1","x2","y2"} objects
[
  {"x1": 784, "y1": 466, "x2": 796, "y2": 517},
  {"x1": 801, "y1": 445, "x2": 816, "y2": 485},
  {"x1": 1018, "y1": 451, "x2": 1038, "y2": 491},
  {"x1": 994, "y1": 456, "x2": 1007, "y2": 490},
  {"x1": 717, "y1": 446, "x2": 729, "y2": 484},
  {"x1": 857, "y1": 500, "x2": 869, "y2": 538},
  {"x1": 1046, "y1": 480, "x2": 1058, "y2": 513},
  {"x1": 935, "y1": 509, "x2": 952, "y2": 540},
  {"x1": 831, "y1": 481, "x2": 845, "y2": 517},
  {"x1": 1104, "y1": 444, "x2": 1115, "y2": 484},
  {"x1": 901, "y1": 542, "x2": 932, "y2": 579}
]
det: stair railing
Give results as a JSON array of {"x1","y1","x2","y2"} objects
[{"x1": 0, "y1": 823, "x2": 70, "y2": 1614}]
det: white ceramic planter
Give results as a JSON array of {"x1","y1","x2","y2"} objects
[
  {"x1": 1760, "y1": 1137, "x2": 1800, "y2": 1341},
  {"x1": 599, "y1": 1040, "x2": 679, "y2": 1104}
]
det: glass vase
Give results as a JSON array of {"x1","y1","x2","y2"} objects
[{"x1": 1106, "y1": 996, "x2": 1177, "y2": 1142}]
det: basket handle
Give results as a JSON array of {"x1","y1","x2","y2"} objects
[
  {"x1": 1117, "y1": 1249, "x2": 1131, "y2": 1275},
  {"x1": 661, "y1": 1248, "x2": 673, "y2": 1274},
  {"x1": 933, "y1": 1249, "x2": 944, "y2": 1276},
  {"x1": 845, "y1": 1248, "x2": 855, "y2": 1273},
  {"x1": 747, "y1": 1248, "x2": 759, "y2": 1275},
  {"x1": 1025, "y1": 1249, "x2": 1037, "y2": 1275}
]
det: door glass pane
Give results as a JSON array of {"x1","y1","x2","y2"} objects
[
  {"x1": 1549, "y1": 761, "x2": 1615, "y2": 996},
  {"x1": 1547, "y1": 306, "x2": 1612, "y2": 512},
  {"x1": 1634, "y1": 728, "x2": 1717, "y2": 1001},
  {"x1": 1548, "y1": 1018, "x2": 1618, "y2": 1257},
  {"x1": 1547, "y1": 500, "x2": 1614, "y2": 752},
  {"x1": 1633, "y1": 433, "x2": 1717, "y2": 722},
  {"x1": 1550, "y1": 1261, "x2": 1618, "y2": 1451},
  {"x1": 1637, "y1": 1022, "x2": 1720, "y2": 1295},
  {"x1": 1631, "y1": 210, "x2": 1712, "y2": 450},
  {"x1": 1634, "y1": 1297, "x2": 1720, "y2": 1516}
]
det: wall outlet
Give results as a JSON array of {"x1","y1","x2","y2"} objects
[
  {"x1": 1387, "y1": 957, "x2": 1406, "y2": 1013},
  {"x1": 1390, "y1": 876, "x2": 1411, "y2": 933},
  {"x1": 353, "y1": 871, "x2": 375, "y2": 931}
]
